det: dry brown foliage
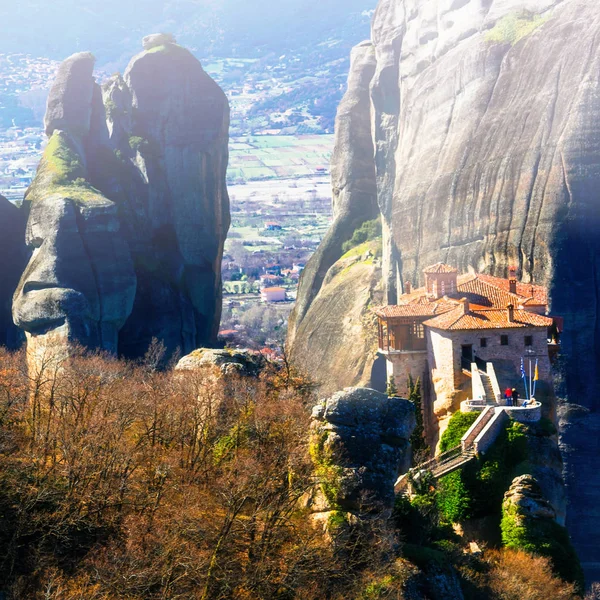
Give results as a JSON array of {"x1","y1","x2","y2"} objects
[
  {"x1": 486, "y1": 549, "x2": 578, "y2": 600},
  {"x1": 0, "y1": 346, "x2": 341, "y2": 599}
]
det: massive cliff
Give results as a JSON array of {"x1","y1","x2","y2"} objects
[
  {"x1": 12, "y1": 36, "x2": 230, "y2": 360},
  {"x1": 289, "y1": 0, "x2": 600, "y2": 582}
]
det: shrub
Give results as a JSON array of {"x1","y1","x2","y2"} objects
[
  {"x1": 342, "y1": 219, "x2": 382, "y2": 254},
  {"x1": 129, "y1": 135, "x2": 149, "y2": 153},
  {"x1": 439, "y1": 411, "x2": 478, "y2": 452},
  {"x1": 486, "y1": 549, "x2": 578, "y2": 599},
  {"x1": 437, "y1": 469, "x2": 473, "y2": 523},
  {"x1": 437, "y1": 417, "x2": 530, "y2": 523},
  {"x1": 501, "y1": 503, "x2": 584, "y2": 590}
]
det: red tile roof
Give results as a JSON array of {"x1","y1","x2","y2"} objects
[
  {"x1": 423, "y1": 307, "x2": 553, "y2": 331},
  {"x1": 477, "y1": 273, "x2": 547, "y2": 305},
  {"x1": 374, "y1": 301, "x2": 458, "y2": 319},
  {"x1": 453, "y1": 275, "x2": 523, "y2": 309},
  {"x1": 423, "y1": 262, "x2": 458, "y2": 274}
]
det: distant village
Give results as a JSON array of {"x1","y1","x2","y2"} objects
[{"x1": 0, "y1": 52, "x2": 338, "y2": 353}]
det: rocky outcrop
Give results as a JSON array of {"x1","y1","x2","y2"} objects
[
  {"x1": 175, "y1": 348, "x2": 267, "y2": 377},
  {"x1": 0, "y1": 196, "x2": 25, "y2": 348},
  {"x1": 12, "y1": 37, "x2": 229, "y2": 360},
  {"x1": 310, "y1": 388, "x2": 415, "y2": 515},
  {"x1": 287, "y1": 41, "x2": 380, "y2": 390},
  {"x1": 290, "y1": 241, "x2": 384, "y2": 395},
  {"x1": 503, "y1": 475, "x2": 557, "y2": 522},
  {"x1": 290, "y1": 0, "x2": 600, "y2": 578},
  {"x1": 44, "y1": 52, "x2": 96, "y2": 138}
]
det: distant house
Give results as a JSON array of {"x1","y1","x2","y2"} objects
[
  {"x1": 259, "y1": 274, "x2": 283, "y2": 287},
  {"x1": 292, "y1": 263, "x2": 305, "y2": 274},
  {"x1": 265, "y1": 222, "x2": 283, "y2": 231},
  {"x1": 261, "y1": 287, "x2": 287, "y2": 303},
  {"x1": 218, "y1": 330, "x2": 237, "y2": 339}
]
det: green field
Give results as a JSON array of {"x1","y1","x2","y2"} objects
[{"x1": 227, "y1": 134, "x2": 333, "y2": 183}]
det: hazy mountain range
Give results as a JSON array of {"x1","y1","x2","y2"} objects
[{"x1": 0, "y1": 0, "x2": 376, "y2": 67}]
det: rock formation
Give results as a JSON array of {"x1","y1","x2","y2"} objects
[
  {"x1": 289, "y1": 0, "x2": 600, "y2": 577},
  {"x1": 503, "y1": 474, "x2": 557, "y2": 523},
  {"x1": 0, "y1": 195, "x2": 25, "y2": 348},
  {"x1": 12, "y1": 36, "x2": 230, "y2": 360},
  {"x1": 309, "y1": 388, "x2": 415, "y2": 519},
  {"x1": 175, "y1": 348, "x2": 267, "y2": 377},
  {"x1": 290, "y1": 241, "x2": 384, "y2": 395},
  {"x1": 287, "y1": 41, "x2": 381, "y2": 392},
  {"x1": 288, "y1": 41, "x2": 378, "y2": 347}
]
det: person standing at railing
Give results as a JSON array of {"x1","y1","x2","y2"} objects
[
  {"x1": 504, "y1": 387, "x2": 512, "y2": 405},
  {"x1": 511, "y1": 388, "x2": 519, "y2": 406}
]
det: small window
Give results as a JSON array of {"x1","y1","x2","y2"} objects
[
  {"x1": 412, "y1": 322, "x2": 425, "y2": 339},
  {"x1": 525, "y1": 336, "x2": 533, "y2": 347},
  {"x1": 480, "y1": 338, "x2": 487, "y2": 348},
  {"x1": 500, "y1": 335, "x2": 509, "y2": 346}
]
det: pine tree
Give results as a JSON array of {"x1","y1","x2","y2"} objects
[
  {"x1": 408, "y1": 375, "x2": 429, "y2": 458},
  {"x1": 386, "y1": 376, "x2": 398, "y2": 397}
]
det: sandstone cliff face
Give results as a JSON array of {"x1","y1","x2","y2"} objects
[
  {"x1": 291, "y1": 0, "x2": 599, "y2": 577},
  {"x1": 12, "y1": 37, "x2": 230, "y2": 360},
  {"x1": 287, "y1": 40, "x2": 380, "y2": 389},
  {"x1": 0, "y1": 196, "x2": 25, "y2": 348},
  {"x1": 288, "y1": 42, "x2": 378, "y2": 348},
  {"x1": 290, "y1": 241, "x2": 384, "y2": 395}
]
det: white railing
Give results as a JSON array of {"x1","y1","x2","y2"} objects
[
  {"x1": 461, "y1": 405, "x2": 496, "y2": 451},
  {"x1": 486, "y1": 362, "x2": 502, "y2": 403},
  {"x1": 471, "y1": 363, "x2": 486, "y2": 401}
]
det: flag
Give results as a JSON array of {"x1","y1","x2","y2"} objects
[
  {"x1": 534, "y1": 359, "x2": 539, "y2": 381},
  {"x1": 520, "y1": 357, "x2": 526, "y2": 379}
]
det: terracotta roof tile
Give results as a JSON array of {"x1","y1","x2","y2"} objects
[
  {"x1": 423, "y1": 307, "x2": 553, "y2": 331},
  {"x1": 477, "y1": 273, "x2": 548, "y2": 305},
  {"x1": 374, "y1": 301, "x2": 457, "y2": 318},
  {"x1": 423, "y1": 262, "x2": 458, "y2": 274},
  {"x1": 453, "y1": 277, "x2": 523, "y2": 309}
]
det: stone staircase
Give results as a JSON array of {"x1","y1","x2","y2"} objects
[
  {"x1": 480, "y1": 371, "x2": 495, "y2": 403},
  {"x1": 395, "y1": 445, "x2": 477, "y2": 495},
  {"x1": 395, "y1": 405, "x2": 500, "y2": 496}
]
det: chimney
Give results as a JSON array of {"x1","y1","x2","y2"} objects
[
  {"x1": 508, "y1": 266, "x2": 518, "y2": 294},
  {"x1": 461, "y1": 298, "x2": 470, "y2": 315},
  {"x1": 404, "y1": 280, "x2": 412, "y2": 295},
  {"x1": 507, "y1": 303, "x2": 515, "y2": 322}
]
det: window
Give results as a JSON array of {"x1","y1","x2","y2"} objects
[
  {"x1": 480, "y1": 338, "x2": 487, "y2": 348},
  {"x1": 501, "y1": 335, "x2": 509, "y2": 346},
  {"x1": 412, "y1": 322, "x2": 425, "y2": 339},
  {"x1": 525, "y1": 335, "x2": 533, "y2": 347}
]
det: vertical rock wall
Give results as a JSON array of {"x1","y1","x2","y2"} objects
[{"x1": 289, "y1": 0, "x2": 600, "y2": 580}]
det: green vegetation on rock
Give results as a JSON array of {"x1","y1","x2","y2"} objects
[
  {"x1": 486, "y1": 11, "x2": 549, "y2": 46},
  {"x1": 502, "y1": 494, "x2": 583, "y2": 589},
  {"x1": 25, "y1": 131, "x2": 109, "y2": 206},
  {"x1": 342, "y1": 219, "x2": 382, "y2": 255},
  {"x1": 438, "y1": 411, "x2": 478, "y2": 452},
  {"x1": 309, "y1": 430, "x2": 343, "y2": 508},
  {"x1": 437, "y1": 416, "x2": 529, "y2": 523}
]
